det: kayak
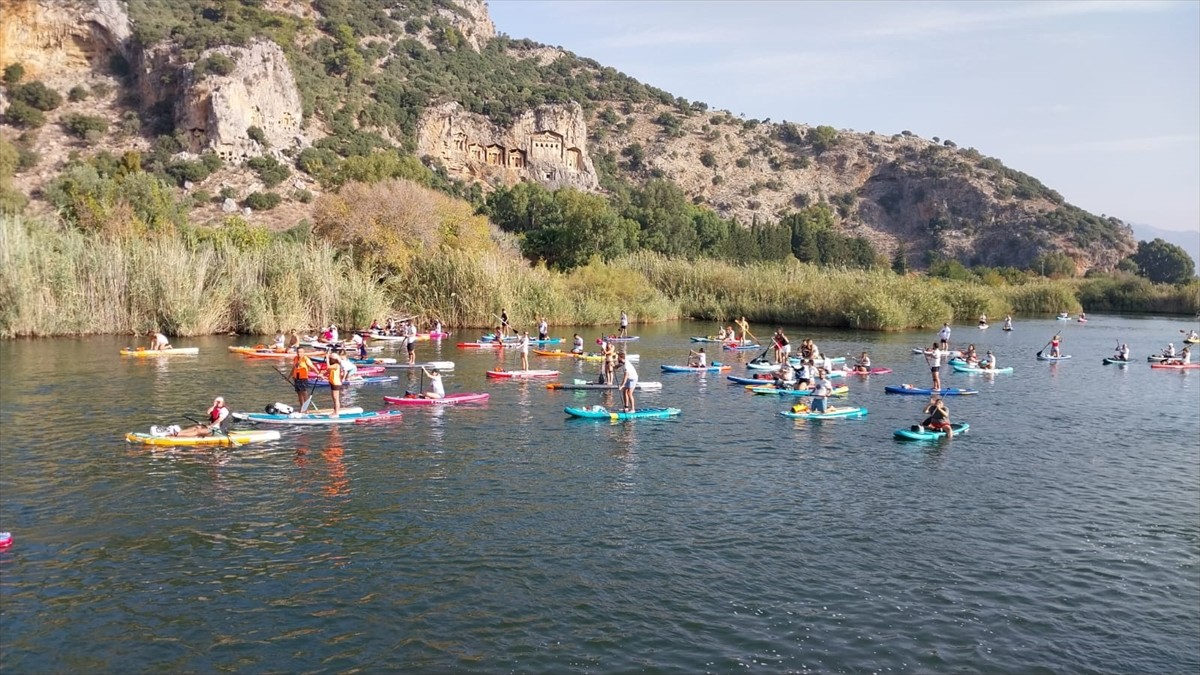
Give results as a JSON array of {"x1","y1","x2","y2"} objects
[
  {"x1": 660, "y1": 364, "x2": 731, "y2": 373},
  {"x1": 485, "y1": 369, "x2": 559, "y2": 378},
  {"x1": 383, "y1": 392, "x2": 490, "y2": 404},
  {"x1": 125, "y1": 429, "x2": 282, "y2": 447},
  {"x1": 458, "y1": 341, "x2": 505, "y2": 348},
  {"x1": 1185, "y1": 337, "x2": 1200, "y2": 345},
  {"x1": 1056, "y1": 315, "x2": 1071, "y2": 321},
  {"x1": 564, "y1": 406, "x2": 680, "y2": 420},
  {"x1": 1150, "y1": 362, "x2": 1200, "y2": 370},
  {"x1": 308, "y1": 375, "x2": 399, "y2": 387},
  {"x1": 978, "y1": 324, "x2": 989, "y2": 330},
  {"x1": 0, "y1": 532, "x2": 11, "y2": 549},
  {"x1": 1002, "y1": 327, "x2": 1013, "y2": 332},
  {"x1": 894, "y1": 422, "x2": 970, "y2": 441},
  {"x1": 848, "y1": 367, "x2": 893, "y2": 375},
  {"x1": 1102, "y1": 357, "x2": 1131, "y2": 366},
  {"x1": 1036, "y1": 354, "x2": 1072, "y2": 361},
  {"x1": 884, "y1": 385, "x2": 978, "y2": 396},
  {"x1": 546, "y1": 380, "x2": 662, "y2": 391},
  {"x1": 480, "y1": 334, "x2": 563, "y2": 345},
  {"x1": 382, "y1": 360, "x2": 456, "y2": 370},
  {"x1": 780, "y1": 406, "x2": 868, "y2": 420},
  {"x1": 749, "y1": 385, "x2": 849, "y2": 397},
  {"x1": 690, "y1": 336, "x2": 725, "y2": 343},
  {"x1": 120, "y1": 347, "x2": 199, "y2": 356},
  {"x1": 232, "y1": 409, "x2": 402, "y2": 424},
  {"x1": 950, "y1": 362, "x2": 1014, "y2": 374},
  {"x1": 788, "y1": 356, "x2": 847, "y2": 365}
]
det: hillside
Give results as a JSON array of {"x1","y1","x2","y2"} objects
[{"x1": 0, "y1": 0, "x2": 1136, "y2": 273}]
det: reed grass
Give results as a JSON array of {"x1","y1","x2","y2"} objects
[{"x1": 3, "y1": 215, "x2": 1194, "y2": 338}]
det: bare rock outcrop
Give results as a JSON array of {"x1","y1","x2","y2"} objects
[
  {"x1": 0, "y1": 0, "x2": 131, "y2": 83},
  {"x1": 175, "y1": 40, "x2": 305, "y2": 162},
  {"x1": 436, "y1": 0, "x2": 496, "y2": 52},
  {"x1": 418, "y1": 101, "x2": 599, "y2": 192}
]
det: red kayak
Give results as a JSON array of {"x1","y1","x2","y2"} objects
[
  {"x1": 1150, "y1": 362, "x2": 1200, "y2": 370},
  {"x1": 457, "y1": 341, "x2": 504, "y2": 348},
  {"x1": 384, "y1": 392, "x2": 490, "y2": 405}
]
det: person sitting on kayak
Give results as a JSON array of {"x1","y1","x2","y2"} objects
[
  {"x1": 963, "y1": 344, "x2": 978, "y2": 366},
  {"x1": 148, "y1": 330, "x2": 171, "y2": 351},
  {"x1": 1114, "y1": 343, "x2": 1130, "y2": 361},
  {"x1": 853, "y1": 351, "x2": 872, "y2": 373},
  {"x1": 571, "y1": 333, "x2": 584, "y2": 354},
  {"x1": 716, "y1": 326, "x2": 728, "y2": 342},
  {"x1": 370, "y1": 319, "x2": 381, "y2": 332},
  {"x1": 687, "y1": 348, "x2": 707, "y2": 368},
  {"x1": 272, "y1": 331, "x2": 286, "y2": 350},
  {"x1": 155, "y1": 397, "x2": 230, "y2": 438},
  {"x1": 1185, "y1": 330, "x2": 1199, "y2": 341},
  {"x1": 921, "y1": 397, "x2": 953, "y2": 438},
  {"x1": 981, "y1": 351, "x2": 997, "y2": 369},
  {"x1": 287, "y1": 329, "x2": 301, "y2": 351},
  {"x1": 809, "y1": 369, "x2": 833, "y2": 413},
  {"x1": 1164, "y1": 342, "x2": 1176, "y2": 358},
  {"x1": 415, "y1": 367, "x2": 444, "y2": 399},
  {"x1": 1167, "y1": 347, "x2": 1191, "y2": 366}
]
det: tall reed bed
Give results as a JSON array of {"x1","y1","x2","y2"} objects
[{"x1": 0, "y1": 216, "x2": 390, "y2": 337}]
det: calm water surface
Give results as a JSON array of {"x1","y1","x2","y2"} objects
[{"x1": 1, "y1": 316, "x2": 1198, "y2": 673}]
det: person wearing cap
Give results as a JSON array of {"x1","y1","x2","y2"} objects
[
  {"x1": 981, "y1": 350, "x2": 998, "y2": 370},
  {"x1": 1164, "y1": 342, "x2": 1176, "y2": 358},
  {"x1": 156, "y1": 397, "x2": 229, "y2": 437}
]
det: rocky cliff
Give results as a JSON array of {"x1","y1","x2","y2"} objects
[
  {"x1": 175, "y1": 40, "x2": 306, "y2": 161},
  {"x1": 418, "y1": 101, "x2": 598, "y2": 192},
  {"x1": 0, "y1": 0, "x2": 131, "y2": 83}
]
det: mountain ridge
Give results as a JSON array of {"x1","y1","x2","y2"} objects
[{"x1": 0, "y1": 0, "x2": 1138, "y2": 273}]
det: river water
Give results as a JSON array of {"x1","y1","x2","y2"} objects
[{"x1": 1, "y1": 316, "x2": 1197, "y2": 673}]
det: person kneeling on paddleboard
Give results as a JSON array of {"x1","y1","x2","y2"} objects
[
  {"x1": 920, "y1": 397, "x2": 953, "y2": 438},
  {"x1": 416, "y1": 367, "x2": 444, "y2": 399}
]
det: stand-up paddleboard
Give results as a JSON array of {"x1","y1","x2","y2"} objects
[
  {"x1": 125, "y1": 429, "x2": 282, "y2": 446},
  {"x1": 1036, "y1": 354, "x2": 1072, "y2": 361},
  {"x1": 884, "y1": 385, "x2": 978, "y2": 396},
  {"x1": 308, "y1": 375, "x2": 399, "y2": 386},
  {"x1": 1102, "y1": 357, "x2": 1130, "y2": 366},
  {"x1": 780, "y1": 406, "x2": 867, "y2": 419},
  {"x1": 894, "y1": 423, "x2": 969, "y2": 440},
  {"x1": 749, "y1": 385, "x2": 849, "y2": 397},
  {"x1": 382, "y1": 360, "x2": 455, "y2": 370},
  {"x1": 547, "y1": 380, "x2": 662, "y2": 391},
  {"x1": 120, "y1": 347, "x2": 199, "y2": 356},
  {"x1": 950, "y1": 362, "x2": 1014, "y2": 374},
  {"x1": 232, "y1": 409, "x2": 401, "y2": 424},
  {"x1": 1150, "y1": 362, "x2": 1200, "y2": 370},
  {"x1": 565, "y1": 406, "x2": 679, "y2": 420},
  {"x1": 660, "y1": 364, "x2": 732, "y2": 373},
  {"x1": 485, "y1": 369, "x2": 559, "y2": 378},
  {"x1": 383, "y1": 392, "x2": 490, "y2": 404}
]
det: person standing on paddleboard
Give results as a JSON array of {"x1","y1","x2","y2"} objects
[
  {"x1": 538, "y1": 317, "x2": 549, "y2": 341},
  {"x1": 619, "y1": 352, "x2": 638, "y2": 412},
  {"x1": 518, "y1": 330, "x2": 531, "y2": 371},
  {"x1": 291, "y1": 348, "x2": 316, "y2": 408},
  {"x1": 938, "y1": 323, "x2": 952, "y2": 352},
  {"x1": 619, "y1": 311, "x2": 629, "y2": 338},
  {"x1": 500, "y1": 309, "x2": 511, "y2": 338},
  {"x1": 773, "y1": 328, "x2": 790, "y2": 364},
  {"x1": 925, "y1": 342, "x2": 943, "y2": 391},
  {"x1": 327, "y1": 352, "x2": 345, "y2": 417},
  {"x1": 405, "y1": 319, "x2": 418, "y2": 365}
]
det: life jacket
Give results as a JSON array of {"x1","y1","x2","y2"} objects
[
  {"x1": 328, "y1": 360, "x2": 343, "y2": 386},
  {"x1": 292, "y1": 356, "x2": 312, "y2": 380}
]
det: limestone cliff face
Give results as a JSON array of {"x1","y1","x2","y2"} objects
[
  {"x1": 0, "y1": 0, "x2": 131, "y2": 82},
  {"x1": 175, "y1": 40, "x2": 306, "y2": 161},
  {"x1": 435, "y1": 0, "x2": 495, "y2": 52},
  {"x1": 418, "y1": 101, "x2": 598, "y2": 192}
]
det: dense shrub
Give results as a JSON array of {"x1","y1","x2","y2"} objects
[
  {"x1": 246, "y1": 156, "x2": 290, "y2": 188},
  {"x1": 3, "y1": 101, "x2": 45, "y2": 128},
  {"x1": 243, "y1": 191, "x2": 282, "y2": 210},
  {"x1": 61, "y1": 114, "x2": 110, "y2": 139},
  {"x1": 9, "y1": 81, "x2": 62, "y2": 111}
]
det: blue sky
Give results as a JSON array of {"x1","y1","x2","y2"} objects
[{"x1": 489, "y1": 0, "x2": 1200, "y2": 236}]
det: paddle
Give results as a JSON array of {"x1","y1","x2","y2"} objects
[{"x1": 1036, "y1": 335, "x2": 1056, "y2": 358}]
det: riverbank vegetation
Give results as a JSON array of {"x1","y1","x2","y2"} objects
[{"x1": 3, "y1": 209, "x2": 1195, "y2": 338}]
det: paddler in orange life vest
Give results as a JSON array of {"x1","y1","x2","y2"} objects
[
  {"x1": 326, "y1": 351, "x2": 345, "y2": 417},
  {"x1": 291, "y1": 348, "x2": 317, "y2": 407}
]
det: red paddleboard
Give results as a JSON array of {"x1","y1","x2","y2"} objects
[
  {"x1": 485, "y1": 369, "x2": 558, "y2": 378},
  {"x1": 383, "y1": 392, "x2": 490, "y2": 405}
]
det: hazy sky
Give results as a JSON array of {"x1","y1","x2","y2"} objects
[{"x1": 489, "y1": 0, "x2": 1200, "y2": 235}]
